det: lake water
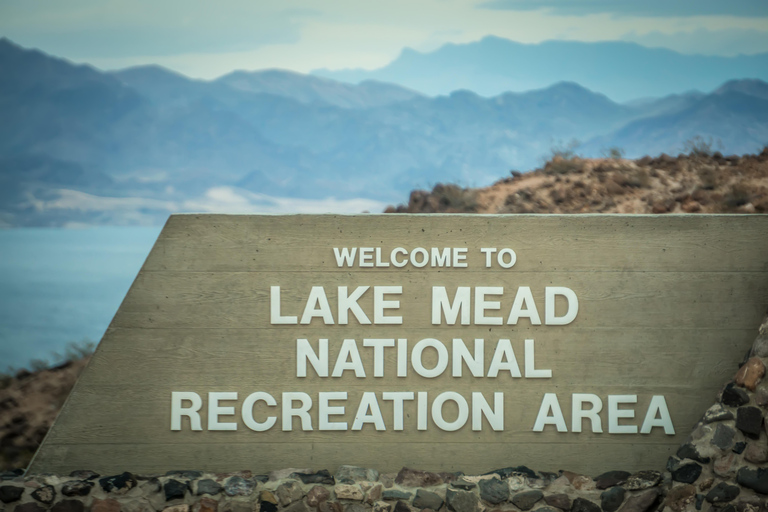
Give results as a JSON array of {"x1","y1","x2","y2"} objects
[{"x1": 0, "y1": 227, "x2": 162, "y2": 370}]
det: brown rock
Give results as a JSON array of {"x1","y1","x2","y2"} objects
[
  {"x1": 163, "y1": 506, "x2": 190, "y2": 512},
  {"x1": 366, "y1": 484, "x2": 383, "y2": 505},
  {"x1": 744, "y1": 440, "x2": 768, "y2": 463},
  {"x1": 736, "y1": 357, "x2": 766, "y2": 391},
  {"x1": 544, "y1": 493, "x2": 571, "y2": 510},
  {"x1": 284, "y1": 502, "x2": 310, "y2": 512},
  {"x1": 665, "y1": 485, "x2": 697, "y2": 512},
  {"x1": 261, "y1": 490, "x2": 278, "y2": 504},
  {"x1": 617, "y1": 489, "x2": 660, "y2": 512},
  {"x1": 120, "y1": 499, "x2": 155, "y2": 512},
  {"x1": 92, "y1": 498, "x2": 121, "y2": 512},
  {"x1": 571, "y1": 476, "x2": 595, "y2": 491},
  {"x1": 277, "y1": 481, "x2": 305, "y2": 507},
  {"x1": 193, "y1": 498, "x2": 219, "y2": 512},
  {"x1": 14, "y1": 504, "x2": 46, "y2": 512},
  {"x1": 394, "y1": 469, "x2": 444, "y2": 488},
  {"x1": 373, "y1": 501, "x2": 392, "y2": 512},
  {"x1": 335, "y1": 485, "x2": 365, "y2": 501},
  {"x1": 308, "y1": 486, "x2": 331, "y2": 507},
  {"x1": 51, "y1": 501, "x2": 85, "y2": 512},
  {"x1": 698, "y1": 478, "x2": 714, "y2": 491},
  {"x1": 756, "y1": 384, "x2": 768, "y2": 408},
  {"x1": 319, "y1": 502, "x2": 344, "y2": 512},
  {"x1": 714, "y1": 452, "x2": 737, "y2": 478}
]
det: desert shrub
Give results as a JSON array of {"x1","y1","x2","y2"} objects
[
  {"x1": 543, "y1": 140, "x2": 584, "y2": 175},
  {"x1": 724, "y1": 183, "x2": 751, "y2": 209},
  {"x1": 683, "y1": 136, "x2": 720, "y2": 158},
  {"x1": 625, "y1": 169, "x2": 651, "y2": 188},
  {"x1": 431, "y1": 184, "x2": 478, "y2": 212},
  {"x1": 602, "y1": 147, "x2": 625, "y2": 160}
]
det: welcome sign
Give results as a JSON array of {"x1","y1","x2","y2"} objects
[{"x1": 30, "y1": 215, "x2": 768, "y2": 474}]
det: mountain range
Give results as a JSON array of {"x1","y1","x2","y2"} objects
[
  {"x1": 1, "y1": 36, "x2": 767, "y2": 226},
  {"x1": 314, "y1": 36, "x2": 768, "y2": 103}
]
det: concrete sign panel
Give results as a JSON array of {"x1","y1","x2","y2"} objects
[{"x1": 30, "y1": 214, "x2": 768, "y2": 474}]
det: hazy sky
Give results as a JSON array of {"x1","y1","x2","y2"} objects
[{"x1": 1, "y1": 0, "x2": 767, "y2": 79}]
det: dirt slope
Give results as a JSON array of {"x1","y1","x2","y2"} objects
[{"x1": 386, "y1": 149, "x2": 768, "y2": 214}]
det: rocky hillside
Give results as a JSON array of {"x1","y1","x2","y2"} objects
[
  {"x1": 0, "y1": 358, "x2": 89, "y2": 470},
  {"x1": 387, "y1": 148, "x2": 768, "y2": 215}
]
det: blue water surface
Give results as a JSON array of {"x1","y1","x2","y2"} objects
[{"x1": 0, "y1": 227, "x2": 162, "y2": 370}]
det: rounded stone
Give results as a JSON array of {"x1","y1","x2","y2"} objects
[{"x1": 600, "y1": 487, "x2": 625, "y2": 512}]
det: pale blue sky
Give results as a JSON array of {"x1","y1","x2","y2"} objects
[{"x1": 1, "y1": 0, "x2": 767, "y2": 79}]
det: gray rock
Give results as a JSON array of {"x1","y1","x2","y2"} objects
[
  {"x1": 450, "y1": 478, "x2": 476, "y2": 490},
  {"x1": 733, "y1": 441, "x2": 747, "y2": 454},
  {"x1": 164, "y1": 479, "x2": 189, "y2": 501},
  {"x1": 446, "y1": 489, "x2": 479, "y2": 512},
  {"x1": 336, "y1": 466, "x2": 379, "y2": 484},
  {"x1": 61, "y1": 480, "x2": 94, "y2": 497},
  {"x1": 294, "y1": 470, "x2": 335, "y2": 485},
  {"x1": 601, "y1": 487, "x2": 625, "y2": 512},
  {"x1": 31, "y1": 485, "x2": 55, "y2": 505},
  {"x1": 671, "y1": 463, "x2": 702, "y2": 484},
  {"x1": 69, "y1": 470, "x2": 99, "y2": 480},
  {"x1": 14, "y1": 504, "x2": 46, "y2": 512},
  {"x1": 224, "y1": 476, "x2": 256, "y2": 497},
  {"x1": 703, "y1": 404, "x2": 735, "y2": 423},
  {"x1": 484, "y1": 466, "x2": 537, "y2": 479},
  {"x1": 594, "y1": 471, "x2": 630, "y2": 490},
  {"x1": 535, "y1": 507, "x2": 562, "y2": 512},
  {"x1": 50, "y1": 500, "x2": 85, "y2": 512},
  {"x1": 394, "y1": 501, "x2": 411, "y2": 512},
  {"x1": 571, "y1": 497, "x2": 601, "y2": 512},
  {"x1": 478, "y1": 477, "x2": 509, "y2": 505},
  {"x1": 277, "y1": 481, "x2": 305, "y2": 506},
  {"x1": 705, "y1": 482, "x2": 740, "y2": 503},
  {"x1": 722, "y1": 384, "x2": 750, "y2": 407},
  {"x1": 545, "y1": 493, "x2": 571, "y2": 510},
  {"x1": 623, "y1": 471, "x2": 661, "y2": 491},
  {"x1": 382, "y1": 490, "x2": 412, "y2": 501},
  {"x1": 737, "y1": 467, "x2": 768, "y2": 494},
  {"x1": 394, "y1": 468, "x2": 443, "y2": 487},
  {"x1": 413, "y1": 490, "x2": 443, "y2": 510},
  {"x1": 196, "y1": 479, "x2": 223, "y2": 496},
  {"x1": 344, "y1": 504, "x2": 366, "y2": 512},
  {"x1": 166, "y1": 471, "x2": 203, "y2": 479},
  {"x1": 284, "y1": 502, "x2": 310, "y2": 512},
  {"x1": 736, "y1": 407, "x2": 764, "y2": 437},
  {"x1": 0, "y1": 485, "x2": 24, "y2": 503},
  {"x1": 616, "y1": 489, "x2": 660, "y2": 512},
  {"x1": 752, "y1": 334, "x2": 768, "y2": 357},
  {"x1": 99, "y1": 472, "x2": 138, "y2": 493},
  {"x1": 711, "y1": 424, "x2": 736, "y2": 450},
  {"x1": 676, "y1": 443, "x2": 711, "y2": 463},
  {"x1": 512, "y1": 490, "x2": 544, "y2": 511}
]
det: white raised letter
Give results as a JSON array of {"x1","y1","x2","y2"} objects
[
  {"x1": 332, "y1": 339, "x2": 366, "y2": 377},
  {"x1": 270, "y1": 286, "x2": 297, "y2": 324},
  {"x1": 525, "y1": 339, "x2": 552, "y2": 378},
  {"x1": 508, "y1": 287, "x2": 542, "y2": 325},
  {"x1": 352, "y1": 392, "x2": 386, "y2": 430},
  {"x1": 412, "y1": 338, "x2": 449, "y2": 378},
  {"x1": 319, "y1": 392, "x2": 348, "y2": 431},
  {"x1": 296, "y1": 338, "x2": 328, "y2": 377},
  {"x1": 374, "y1": 286, "x2": 402, "y2": 324},
  {"x1": 208, "y1": 392, "x2": 238, "y2": 431},
  {"x1": 452, "y1": 338, "x2": 484, "y2": 377},
  {"x1": 608, "y1": 395, "x2": 638, "y2": 434},
  {"x1": 432, "y1": 287, "x2": 471, "y2": 325},
  {"x1": 532, "y1": 393, "x2": 567, "y2": 432},
  {"x1": 383, "y1": 392, "x2": 414, "y2": 430},
  {"x1": 545, "y1": 287, "x2": 579, "y2": 325},
  {"x1": 171, "y1": 391, "x2": 202, "y2": 431},
  {"x1": 364, "y1": 338, "x2": 395, "y2": 377},
  {"x1": 640, "y1": 395, "x2": 675, "y2": 434},
  {"x1": 487, "y1": 339, "x2": 522, "y2": 378},
  {"x1": 338, "y1": 286, "x2": 371, "y2": 325},
  {"x1": 475, "y1": 287, "x2": 503, "y2": 325},
  {"x1": 472, "y1": 392, "x2": 504, "y2": 431},
  {"x1": 242, "y1": 392, "x2": 277, "y2": 432},
  {"x1": 300, "y1": 286, "x2": 334, "y2": 325},
  {"x1": 432, "y1": 392, "x2": 469, "y2": 431},
  {"x1": 333, "y1": 247, "x2": 356, "y2": 267},
  {"x1": 572, "y1": 393, "x2": 603, "y2": 433},
  {"x1": 282, "y1": 392, "x2": 313, "y2": 431}
]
